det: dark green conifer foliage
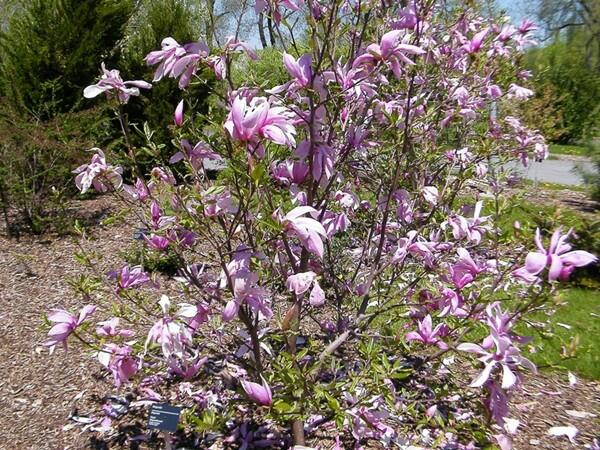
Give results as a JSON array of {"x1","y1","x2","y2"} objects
[{"x1": 0, "y1": 0, "x2": 133, "y2": 118}]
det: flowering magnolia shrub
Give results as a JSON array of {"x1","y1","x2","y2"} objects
[{"x1": 46, "y1": 1, "x2": 597, "y2": 449}]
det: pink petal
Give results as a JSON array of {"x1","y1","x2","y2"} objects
[
  {"x1": 309, "y1": 281, "x2": 325, "y2": 306},
  {"x1": 548, "y1": 255, "x2": 563, "y2": 281},
  {"x1": 470, "y1": 362, "x2": 495, "y2": 387},
  {"x1": 560, "y1": 250, "x2": 597, "y2": 267},
  {"x1": 524, "y1": 252, "x2": 546, "y2": 274}
]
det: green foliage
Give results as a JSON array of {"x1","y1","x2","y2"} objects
[
  {"x1": 525, "y1": 31, "x2": 600, "y2": 144},
  {"x1": 492, "y1": 195, "x2": 600, "y2": 285},
  {"x1": 520, "y1": 288, "x2": 600, "y2": 380},
  {"x1": 549, "y1": 144, "x2": 589, "y2": 157},
  {"x1": 121, "y1": 242, "x2": 181, "y2": 276},
  {"x1": 0, "y1": 0, "x2": 133, "y2": 118},
  {"x1": 0, "y1": 101, "x2": 113, "y2": 234},
  {"x1": 120, "y1": 0, "x2": 215, "y2": 152},
  {"x1": 232, "y1": 46, "x2": 291, "y2": 89}
]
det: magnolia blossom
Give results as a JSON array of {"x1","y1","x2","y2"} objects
[
  {"x1": 283, "y1": 53, "x2": 312, "y2": 88},
  {"x1": 83, "y1": 63, "x2": 151, "y2": 103},
  {"x1": 110, "y1": 265, "x2": 153, "y2": 291},
  {"x1": 145, "y1": 37, "x2": 188, "y2": 81},
  {"x1": 422, "y1": 186, "x2": 439, "y2": 206},
  {"x1": 170, "y1": 139, "x2": 220, "y2": 169},
  {"x1": 44, "y1": 305, "x2": 97, "y2": 353},
  {"x1": 98, "y1": 343, "x2": 138, "y2": 386},
  {"x1": 353, "y1": 30, "x2": 426, "y2": 79},
  {"x1": 73, "y1": 149, "x2": 123, "y2": 194},
  {"x1": 224, "y1": 95, "x2": 297, "y2": 153},
  {"x1": 241, "y1": 378, "x2": 272, "y2": 406},
  {"x1": 507, "y1": 83, "x2": 533, "y2": 100},
  {"x1": 444, "y1": 201, "x2": 490, "y2": 245},
  {"x1": 278, "y1": 206, "x2": 328, "y2": 258},
  {"x1": 513, "y1": 228, "x2": 597, "y2": 282},
  {"x1": 96, "y1": 318, "x2": 134, "y2": 338},
  {"x1": 458, "y1": 331, "x2": 536, "y2": 389},
  {"x1": 221, "y1": 246, "x2": 273, "y2": 321},
  {"x1": 462, "y1": 28, "x2": 489, "y2": 53},
  {"x1": 406, "y1": 315, "x2": 448, "y2": 349},
  {"x1": 174, "y1": 99, "x2": 184, "y2": 126},
  {"x1": 286, "y1": 271, "x2": 325, "y2": 306},
  {"x1": 449, "y1": 248, "x2": 486, "y2": 289},
  {"x1": 271, "y1": 159, "x2": 309, "y2": 185},
  {"x1": 123, "y1": 178, "x2": 154, "y2": 201},
  {"x1": 145, "y1": 296, "x2": 191, "y2": 358}
]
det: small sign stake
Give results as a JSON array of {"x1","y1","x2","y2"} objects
[{"x1": 147, "y1": 403, "x2": 182, "y2": 433}]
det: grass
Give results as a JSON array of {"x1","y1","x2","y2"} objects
[
  {"x1": 521, "y1": 288, "x2": 600, "y2": 380},
  {"x1": 520, "y1": 179, "x2": 588, "y2": 192},
  {"x1": 549, "y1": 144, "x2": 589, "y2": 157}
]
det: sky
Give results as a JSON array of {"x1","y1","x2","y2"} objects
[{"x1": 495, "y1": 0, "x2": 539, "y2": 24}]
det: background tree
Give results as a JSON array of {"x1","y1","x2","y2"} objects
[
  {"x1": 537, "y1": 0, "x2": 600, "y2": 71},
  {"x1": 0, "y1": 0, "x2": 133, "y2": 119}
]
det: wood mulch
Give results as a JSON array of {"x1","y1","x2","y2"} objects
[{"x1": 0, "y1": 196, "x2": 598, "y2": 449}]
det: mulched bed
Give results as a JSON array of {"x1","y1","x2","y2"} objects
[{"x1": 0, "y1": 196, "x2": 598, "y2": 449}]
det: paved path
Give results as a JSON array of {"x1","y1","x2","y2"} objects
[{"x1": 507, "y1": 158, "x2": 595, "y2": 186}]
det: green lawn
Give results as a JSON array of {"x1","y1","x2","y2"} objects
[
  {"x1": 522, "y1": 288, "x2": 600, "y2": 380},
  {"x1": 549, "y1": 144, "x2": 589, "y2": 157}
]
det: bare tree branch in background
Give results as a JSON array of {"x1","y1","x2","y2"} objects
[{"x1": 537, "y1": 0, "x2": 600, "y2": 70}]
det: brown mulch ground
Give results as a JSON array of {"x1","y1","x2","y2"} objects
[{"x1": 0, "y1": 196, "x2": 598, "y2": 449}]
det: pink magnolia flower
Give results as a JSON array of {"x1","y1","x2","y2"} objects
[
  {"x1": 353, "y1": 30, "x2": 426, "y2": 79},
  {"x1": 83, "y1": 63, "x2": 151, "y2": 103},
  {"x1": 221, "y1": 246, "x2": 273, "y2": 321},
  {"x1": 151, "y1": 166, "x2": 177, "y2": 185},
  {"x1": 223, "y1": 271, "x2": 273, "y2": 321},
  {"x1": 295, "y1": 140, "x2": 334, "y2": 184},
  {"x1": 457, "y1": 331, "x2": 536, "y2": 389},
  {"x1": 170, "y1": 41, "x2": 211, "y2": 87},
  {"x1": 123, "y1": 178, "x2": 154, "y2": 201},
  {"x1": 168, "y1": 355, "x2": 207, "y2": 380},
  {"x1": 149, "y1": 200, "x2": 176, "y2": 230},
  {"x1": 145, "y1": 296, "x2": 191, "y2": 358},
  {"x1": 283, "y1": 53, "x2": 312, "y2": 88},
  {"x1": 110, "y1": 264, "x2": 153, "y2": 291},
  {"x1": 406, "y1": 315, "x2": 448, "y2": 349},
  {"x1": 145, "y1": 37, "x2": 187, "y2": 81},
  {"x1": 462, "y1": 28, "x2": 489, "y2": 53},
  {"x1": 241, "y1": 378, "x2": 273, "y2": 406},
  {"x1": 44, "y1": 305, "x2": 97, "y2": 353},
  {"x1": 271, "y1": 159, "x2": 309, "y2": 185},
  {"x1": 422, "y1": 186, "x2": 439, "y2": 206},
  {"x1": 445, "y1": 201, "x2": 490, "y2": 245},
  {"x1": 513, "y1": 228, "x2": 597, "y2": 282},
  {"x1": 482, "y1": 303, "x2": 531, "y2": 350},
  {"x1": 176, "y1": 302, "x2": 210, "y2": 333},
  {"x1": 507, "y1": 83, "x2": 534, "y2": 100},
  {"x1": 278, "y1": 206, "x2": 328, "y2": 258},
  {"x1": 449, "y1": 248, "x2": 486, "y2": 289},
  {"x1": 286, "y1": 271, "x2": 325, "y2": 306},
  {"x1": 174, "y1": 99, "x2": 184, "y2": 126},
  {"x1": 73, "y1": 149, "x2": 123, "y2": 194},
  {"x1": 170, "y1": 139, "x2": 221, "y2": 169},
  {"x1": 96, "y1": 318, "x2": 134, "y2": 338},
  {"x1": 203, "y1": 188, "x2": 237, "y2": 217},
  {"x1": 145, "y1": 234, "x2": 170, "y2": 250},
  {"x1": 517, "y1": 19, "x2": 537, "y2": 34},
  {"x1": 224, "y1": 95, "x2": 297, "y2": 153},
  {"x1": 98, "y1": 343, "x2": 138, "y2": 387}
]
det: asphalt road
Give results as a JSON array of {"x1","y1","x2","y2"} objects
[{"x1": 507, "y1": 158, "x2": 595, "y2": 186}]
